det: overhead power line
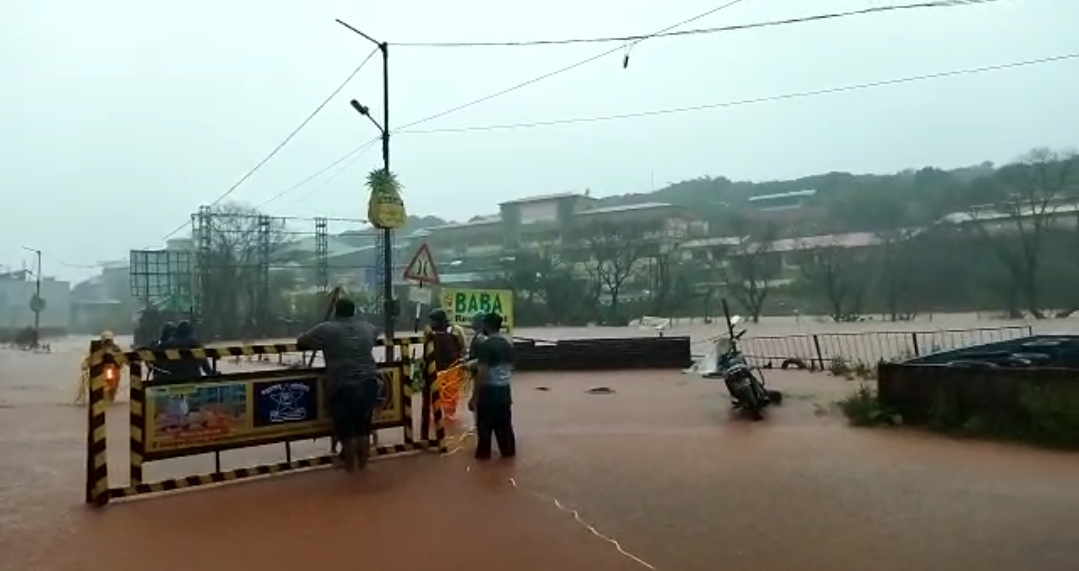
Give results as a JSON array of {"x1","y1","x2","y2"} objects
[
  {"x1": 393, "y1": 0, "x2": 749, "y2": 133},
  {"x1": 397, "y1": 52, "x2": 1079, "y2": 135},
  {"x1": 287, "y1": 51, "x2": 1075, "y2": 204},
  {"x1": 159, "y1": 0, "x2": 1009, "y2": 230},
  {"x1": 396, "y1": 0, "x2": 1002, "y2": 48},
  {"x1": 159, "y1": 46, "x2": 381, "y2": 242},
  {"x1": 257, "y1": 136, "x2": 380, "y2": 210}
]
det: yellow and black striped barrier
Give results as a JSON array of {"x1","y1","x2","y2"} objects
[
  {"x1": 103, "y1": 334, "x2": 427, "y2": 368},
  {"x1": 425, "y1": 332, "x2": 449, "y2": 454},
  {"x1": 84, "y1": 340, "x2": 110, "y2": 507},
  {"x1": 84, "y1": 334, "x2": 446, "y2": 507}
]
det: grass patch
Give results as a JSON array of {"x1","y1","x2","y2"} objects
[
  {"x1": 837, "y1": 382, "x2": 1079, "y2": 449},
  {"x1": 837, "y1": 384, "x2": 902, "y2": 427},
  {"x1": 827, "y1": 358, "x2": 878, "y2": 381}
]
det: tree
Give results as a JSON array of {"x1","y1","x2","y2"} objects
[
  {"x1": 199, "y1": 202, "x2": 289, "y2": 338},
  {"x1": 796, "y1": 240, "x2": 874, "y2": 322},
  {"x1": 645, "y1": 225, "x2": 693, "y2": 316},
  {"x1": 713, "y1": 215, "x2": 779, "y2": 323},
  {"x1": 855, "y1": 191, "x2": 927, "y2": 321},
  {"x1": 496, "y1": 242, "x2": 589, "y2": 325},
  {"x1": 575, "y1": 221, "x2": 655, "y2": 324},
  {"x1": 963, "y1": 148, "x2": 1077, "y2": 318},
  {"x1": 871, "y1": 230, "x2": 922, "y2": 321}
]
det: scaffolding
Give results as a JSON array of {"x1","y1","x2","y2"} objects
[
  {"x1": 193, "y1": 205, "x2": 213, "y2": 320},
  {"x1": 185, "y1": 208, "x2": 367, "y2": 340},
  {"x1": 315, "y1": 217, "x2": 328, "y2": 299}
]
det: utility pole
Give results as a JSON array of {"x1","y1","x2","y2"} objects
[
  {"x1": 338, "y1": 18, "x2": 395, "y2": 362},
  {"x1": 22, "y1": 246, "x2": 42, "y2": 348}
]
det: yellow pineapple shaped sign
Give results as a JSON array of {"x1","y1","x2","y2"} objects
[{"x1": 367, "y1": 168, "x2": 406, "y2": 229}]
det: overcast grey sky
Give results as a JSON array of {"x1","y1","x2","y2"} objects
[{"x1": 2, "y1": 0, "x2": 1077, "y2": 282}]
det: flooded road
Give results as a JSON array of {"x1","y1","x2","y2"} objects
[{"x1": 1, "y1": 340, "x2": 1077, "y2": 571}]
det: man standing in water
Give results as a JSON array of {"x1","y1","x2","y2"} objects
[
  {"x1": 165, "y1": 321, "x2": 215, "y2": 379},
  {"x1": 297, "y1": 298, "x2": 380, "y2": 473},
  {"x1": 468, "y1": 312, "x2": 516, "y2": 460}
]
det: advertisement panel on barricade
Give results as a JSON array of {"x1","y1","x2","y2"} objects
[
  {"x1": 440, "y1": 288, "x2": 514, "y2": 332},
  {"x1": 142, "y1": 365, "x2": 405, "y2": 460}
]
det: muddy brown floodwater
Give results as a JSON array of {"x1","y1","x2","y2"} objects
[{"x1": 1, "y1": 339, "x2": 1077, "y2": 571}]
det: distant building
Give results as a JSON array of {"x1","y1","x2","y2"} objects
[
  {"x1": 938, "y1": 200, "x2": 1079, "y2": 233},
  {"x1": 422, "y1": 191, "x2": 706, "y2": 284},
  {"x1": 0, "y1": 274, "x2": 71, "y2": 331},
  {"x1": 747, "y1": 189, "x2": 817, "y2": 211},
  {"x1": 70, "y1": 260, "x2": 134, "y2": 333},
  {"x1": 745, "y1": 189, "x2": 823, "y2": 232},
  {"x1": 683, "y1": 230, "x2": 885, "y2": 285}
]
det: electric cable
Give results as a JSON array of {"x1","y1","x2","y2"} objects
[
  {"x1": 277, "y1": 146, "x2": 378, "y2": 211},
  {"x1": 392, "y1": 0, "x2": 750, "y2": 133},
  {"x1": 155, "y1": 0, "x2": 1018, "y2": 232},
  {"x1": 395, "y1": 0, "x2": 1002, "y2": 48},
  {"x1": 254, "y1": 136, "x2": 380, "y2": 210},
  {"x1": 397, "y1": 52, "x2": 1079, "y2": 134},
  {"x1": 247, "y1": 1, "x2": 751, "y2": 211},
  {"x1": 159, "y1": 47, "x2": 381, "y2": 241},
  {"x1": 287, "y1": 50, "x2": 1076, "y2": 204},
  {"x1": 161, "y1": 0, "x2": 1002, "y2": 236}
]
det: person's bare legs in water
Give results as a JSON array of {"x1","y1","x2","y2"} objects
[
  {"x1": 295, "y1": 297, "x2": 381, "y2": 474},
  {"x1": 342, "y1": 435, "x2": 360, "y2": 472}
]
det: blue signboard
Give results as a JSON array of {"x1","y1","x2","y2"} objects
[{"x1": 252, "y1": 377, "x2": 320, "y2": 428}]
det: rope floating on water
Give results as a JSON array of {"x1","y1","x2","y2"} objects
[
  {"x1": 446, "y1": 428, "x2": 657, "y2": 569},
  {"x1": 513, "y1": 477, "x2": 656, "y2": 569}
]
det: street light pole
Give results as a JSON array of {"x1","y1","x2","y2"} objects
[
  {"x1": 22, "y1": 246, "x2": 42, "y2": 348},
  {"x1": 338, "y1": 19, "x2": 395, "y2": 362}
]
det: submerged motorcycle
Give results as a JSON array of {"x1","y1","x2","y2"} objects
[{"x1": 713, "y1": 314, "x2": 780, "y2": 420}]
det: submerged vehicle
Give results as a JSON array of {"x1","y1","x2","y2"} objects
[{"x1": 715, "y1": 315, "x2": 777, "y2": 420}]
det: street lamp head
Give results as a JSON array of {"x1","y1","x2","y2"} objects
[{"x1": 350, "y1": 100, "x2": 370, "y2": 116}]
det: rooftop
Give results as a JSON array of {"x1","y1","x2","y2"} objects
[
  {"x1": 748, "y1": 189, "x2": 817, "y2": 203},
  {"x1": 428, "y1": 214, "x2": 502, "y2": 231},
  {"x1": 499, "y1": 192, "x2": 595, "y2": 206},
  {"x1": 684, "y1": 230, "x2": 889, "y2": 252},
  {"x1": 938, "y1": 202, "x2": 1079, "y2": 225},
  {"x1": 576, "y1": 202, "x2": 676, "y2": 216}
]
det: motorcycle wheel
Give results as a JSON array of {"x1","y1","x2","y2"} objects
[
  {"x1": 766, "y1": 388, "x2": 784, "y2": 405},
  {"x1": 739, "y1": 384, "x2": 764, "y2": 421}
]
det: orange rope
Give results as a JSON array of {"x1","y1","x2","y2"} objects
[{"x1": 434, "y1": 362, "x2": 470, "y2": 421}]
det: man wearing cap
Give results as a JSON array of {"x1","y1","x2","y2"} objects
[
  {"x1": 468, "y1": 312, "x2": 516, "y2": 460},
  {"x1": 164, "y1": 320, "x2": 214, "y2": 379}
]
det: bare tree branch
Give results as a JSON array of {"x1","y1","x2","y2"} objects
[
  {"x1": 963, "y1": 148, "x2": 1078, "y2": 318},
  {"x1": 714, "y1": 216, "x2": 779, "y2": 323},
  {"x1": 576, "y1": 221, "x2": 657, "y2": 323},
  {"x1": 796, "y1": 239, "x2": 873, "y2": 323}
]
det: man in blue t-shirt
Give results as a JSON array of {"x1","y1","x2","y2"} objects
[{"x1": 468, "y1": 312, "x2": 516, "y2": 460}]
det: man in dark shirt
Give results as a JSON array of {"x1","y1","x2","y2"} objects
[
  {"x1": 163, "y1": 321, "x2": 214, "y2": 379},
  {"x1": 469, "y1": 312, "x2": 516, "y2": 460},
  {"x1": 149, "y1": 322, "x2": 177, "y2": 379},
  {"x1": 429, "y1": 309, "x2": 463, "y2": 369},
  {"x1": 297, "y1": 297, "x2": 380, "y2": 473}
]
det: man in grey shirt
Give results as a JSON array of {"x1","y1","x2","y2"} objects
[{"x1": 297, "y1": 297, "x2": 381, "y2": 473}]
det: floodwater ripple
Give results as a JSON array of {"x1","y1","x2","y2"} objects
[{"x1": 1, "y1": 341, "x2": 1077, "y2": 571}]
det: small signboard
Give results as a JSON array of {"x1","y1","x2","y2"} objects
[
  {"x1": 403, "y1": 242, "x2": 440, "y2": 285},
  {"x1": 409, "y1": 286, "x2": 432, "y2": 305},
  {"x1": 441, "y1": 288, "x2": 514, "y2": 332}
]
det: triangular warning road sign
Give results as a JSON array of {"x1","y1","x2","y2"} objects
[{"x1": 403, "y1": 242, "x2": 440, "y2": 285}]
